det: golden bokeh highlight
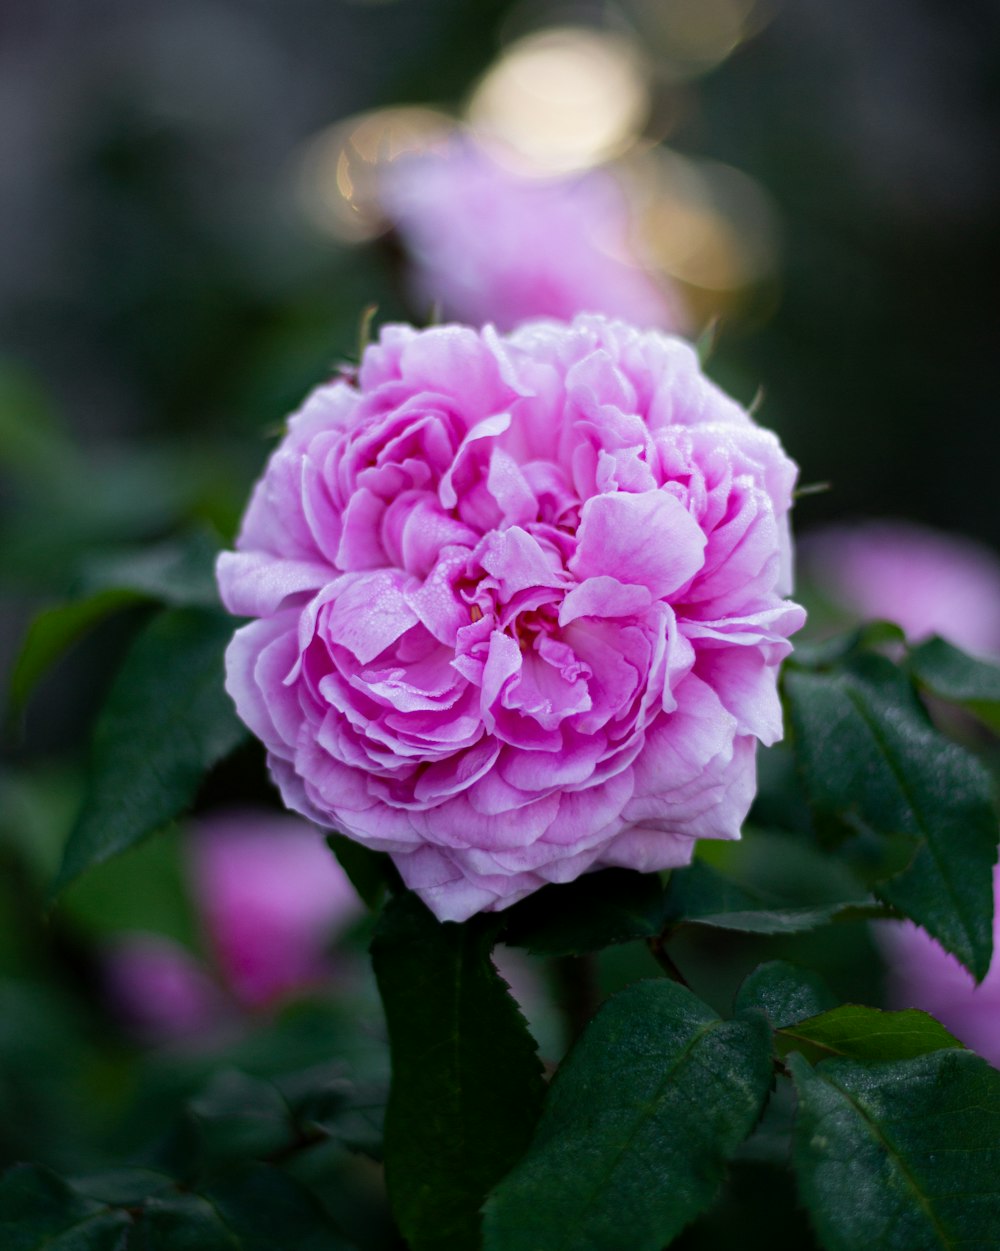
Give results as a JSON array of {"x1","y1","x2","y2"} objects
[
  {"x1": 622, "y1": 0, "x2": 777, "y2": 78},
  {"x1": 465, "y1": 27, "x2": 650, "y2": 175},
  {"x1": 296, "y1": 106, "x2": 456, "y2": 242}
]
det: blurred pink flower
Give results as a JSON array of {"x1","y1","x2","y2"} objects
[
  {"x1": 103, "y1": 810, "x2": 360, "y2": 1043},
  {"x1": 190, "y1": 809, "x2": 360, "y2": 1008},
  {"x1": 877, "y1": 872, "x2": 1000, "y2": 1065},
  {"x1": 380, "y1": 140, "x2": 684, "y2": 333},
  {"x1": 218, "y1": 314, "x2": 804, "y2": 922},
  {"x1": 802, "y1": 520, "x2": 1000, "y2": 656}
]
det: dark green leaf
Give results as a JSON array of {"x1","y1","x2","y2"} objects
[
  {"x1": 663, "y1": 860, "x2": 882, "y2": 935},
  {"x1": 783, "y1": 655, "x2": 999, "y2": 978},
  {"x1": 788, "y1": 1049, "x2": 1000, "y2": 1251},
  {"x1": 183, "y1": 1069, "x2": 295, "y2": 1168},
  {"x1": 501, "y1": 868, "x2": 666, "y2": 956},
  {"x1": 371, "y1": 892, "x2": 545, "y2": 1251},
  {"x1": 908, "y1": 634, "x2": 1000, "y2": 733},
  {"x1": 53, "y1": 608, "x2": 247, "y2": 893},
  {"x1": 9, "y1": 529, "x2": 223, "y2": 716},
  {"x1": 326, "y1": 833, "x2": 398, "y2": 911},
  {"x1": 777, "y1": 1005, "x2": 963, "y2": 1065},
  {"x1": 734, "y1": 960, "x2": 838, "y2": 1029},
  {"x1": 133, "y1": 1192, "x2": 238, "y2": 1251},
  {"x1": 482, "y1": 979, "x2": 773, "y2": 1251},
  {"x1": 197, "y1": 1164, "x2": 352, "y2": 1251},
  {"x1": 0, "y1": 1163, "x2": 131, "y2": 1251}
]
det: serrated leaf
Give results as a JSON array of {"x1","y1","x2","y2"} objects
[
  {"x1": 9, "y1": 529, "x2": 223, "y2": 716},
  {"x1": 133, "y1": 1191, "x2": 239, "y2": 1251},
  {"x1": 788, "y1": 1049, "x2": 1000, "y2": 1251},
  {"x1": 907, "y1": 635, "x2": 1000, "y2": 733},
  {"x1": 663, "y1": 860, "x2": 882, "y2": 936},
  {"x1": 734, "y1": 960, "x2": 838, "y2": 1029},
  {"x1": 501, "y1": 868, "x2": 666, "y2": 956},
  {"x1": 0, "y1": 1163, "x2": 131, "y2": 1251},
  {"x1": 482, "y1": 979, "x2": 773, "y2": 1251},
  {"x1": 371, "y1": 892, "x2": 545, "y2": 1251},
  {"x1": 783, "y1": 654, "x2": 999, "y2": 978},
  {"x1": 53, "y1": 608, "x2": 247, "y2": 894}
]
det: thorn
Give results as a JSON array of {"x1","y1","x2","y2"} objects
[
  {"x1": 357, "y1": 303, "x2": 379, "y2": 361},
  {"x1": 696, "y1": 315, "x2": 721, "y2": 365},
  {"x1": 748, "y1": 384, "x2": 765, "y2": 416},
  {"x1": 793, "y1": 481, "x2": 832, "y2": 499},
  {"x1": 426, "y1": 298, "x2": 444, "y2": 328}
]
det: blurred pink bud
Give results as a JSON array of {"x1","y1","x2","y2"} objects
[
  {"x1": 103, "y1": 933, "x2": 229, "y2": 1044},
  {"x1": 802, "y1": 520, "x2": 1000, "y2": 657},
  {"x1": 380, "y1": 139, "x2": 684, "y2": 333},
  {"x1": 189, "y1": 810, "x2": 361, "y2": 1008}
]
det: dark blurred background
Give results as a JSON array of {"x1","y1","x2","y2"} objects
[{"x1": 0, "y1": 3, "x2": 997, "y2": 1243}]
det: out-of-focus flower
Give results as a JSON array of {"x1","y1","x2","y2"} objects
[
  {"x1": 218, "y1": 314, "x2": 805, "y2": 922},
  {"x1": 804, "y1": 519, "x2": 1000, "y2": 1063},
  {"x1": 380, "y1": 140, "x2": 685, "y2": 332},
  {"x1": 103, "y1": 810, "x2": 360, "y2": 1043},
  {"x1": 801, "y1": 520, "x2": 1000, "y2": 657}
]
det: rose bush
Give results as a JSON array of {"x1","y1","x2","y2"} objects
[
  {"x1": 218, "y1": 314, "x2": 805, "y2": 920},
  {"x1": 381, "y1": 139, "x2": 683, "y2": 332}
]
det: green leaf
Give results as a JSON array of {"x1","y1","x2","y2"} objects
[
  {"x1": 53, "y1": 607, "x2": 247, "y2": 893},
  {"x1": 0, "y1": 1163, "x2": 131, "y2": 1250},
  {"x1": 783, "y1": 654, "x2": 999, "y2": 979},
  {"x1": 776, "y1": 1005, "x2": 963, "y2": 1065},
  {"x1": 907, "y1": 634, "x2": 1000, "y2": 733},
  {"x1": 734, "y1": 960, "x2": 838, "y2": 1029},
  {"x1": 663, "y1": 860, "x2": 883, "y2": 935},
  {"x1": 482, "y1": 979, "x2": 773, "y2": 1251},
  {"x1": 204, "y1": 1165, "x2": 351, "y2": 1251},
  {"x1": 501, "y1": 868, "x2": 666, "y2": 956},
  {"x1": 371, "y1": 892, "x2": 545, "y2": 1251},
  {"x1": 326, "y1": 833, "x2": 398, "y2": 911},
  {"x1": 9, "y1": 529, "x2": 223, "y2": 716},
  {"x1": 788, "y1": 1049, "x2": 1000, "y2": 1251},
  {"x1": 182, "y1": 1069, "x2": 296, "y2": 1168},
  {"x1": 132, "y1": 1192, "x2": 238, "y2": 1251}
]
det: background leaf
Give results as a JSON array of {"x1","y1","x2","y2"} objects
[
  {"x1": 483, "y1": 978, "x2": 773, "y2": 1251},
  {"x1": 0, "y1": 1163, "x2": 131, "y2": 1250},
  {"x1": 783, "y1": 652, "x2": 999, "y2": 978},
  {"x1": 907, "y1": 635, "x2": 1000, "y2": 733},
  {"x1": 734, "y1": 960, "x2": 838, "y2": 1030},
  {"x1": 788, "y1": 1050, "x2": 1000, "y2": 1251},
  {"x1": 371, "y1": 892, "x2": 545, "y2": 1251},
  {"x1": 52, "y1": 607, "x2": 247, "y2": 893}
]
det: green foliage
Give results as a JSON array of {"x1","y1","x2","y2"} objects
[
  {"x1": 52, "y1": 607, "x2": 247, "y2": 893},
  {"x1": 371, "y1": 893, "x2": 545, "y2": 1251},
  {"x1": 734, "y1": 960, "x2": 839, "y2": 1029},
  {"x1": 482, "y1": 979, "x2": 774, "y2": 1251},
  {"x1": 326, "y1": 835, "x2": 398, "y2": 912},
  {"x1": 784, "y1": 646, "x2": 999, "y2": 978},
  {"x1": 9, "y1": 528, "x2": 223, "y2": 716},
  {"x1": 501, "y1": 868, "x2": 666, "y2": 955},
  {"x1": 775, "y1": 1005, "x2": 963, "y2": 1064},
  {"x1": 788, "y1": 1050, "x2": 1000, "y2": 1251},
  {"x1": 0, "y1": 1163, "x2": 131, "y2": 1250},
  {"x1": 907, "y1": 635, "x2": 1000, "y2": 733}
]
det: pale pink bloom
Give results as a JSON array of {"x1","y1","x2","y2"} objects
[
  {"x1": 218, "y1": 314, "x2": 805, "y2": 922},
  {"x1": 802, "y1": 521, "x2": 1000, "y2": 657},
  {"x1": 381, "y1": 141, "x2": 683, "y2": 333},
  {"x1": 190, "y1": 809, "x2": 360, "y2": 1007}
]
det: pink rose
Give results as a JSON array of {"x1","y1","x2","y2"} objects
[
  {"x1": 380, "y1": 140, "x2": 684, "y2": 333},
  {"x1": 218, "y1": 314, "x2": 805, "y2": 922},
  {"x1": 801, "y1": 520, "x2": 1000, "y2": 657}
]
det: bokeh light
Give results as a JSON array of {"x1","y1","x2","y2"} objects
[
  {"x1": 296, "y1": 105, "x2": 457, "y2": 242},
  {"x1": 621, "y1": 0, "x2": 777, "y2": 79},
  {"x1": 465, "y1": 26, "x2": 650, "y2": 174}
]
